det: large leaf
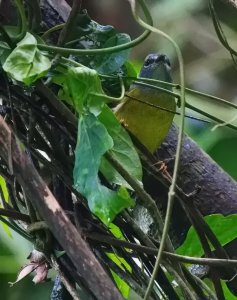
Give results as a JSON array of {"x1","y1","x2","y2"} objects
[
  {"x1": 176, "y1": 214, "x2": 237, "y2": 257},
  {"x1": 54, "y1": 66, "x2": 107, "y2": 116},
  {"x1": 3, "y1": 32, "x2": 51, "y2": 85},
  {"x1": 98, "y1": 105, "x2": 142, "y2": 189},
  {"x1": 94, "y1": 33, "x2": 131, "y2": 75},
  {"x1": 73, "y1": 113, "x2": 134, "y2": 225},
  {"x1": 62, "y1": 10, "x2": 131, "y2": 76}
]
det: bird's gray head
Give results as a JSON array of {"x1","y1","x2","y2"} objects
[{"x1": 139, "y1": 53, "x2": 172, "y2": 87}]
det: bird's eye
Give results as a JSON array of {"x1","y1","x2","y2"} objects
[
  {"x1": 154, "y1": 54, "x2": 171, "y2": 67},
  {"x1": 144, "y1": 58, "x2": 153, "y2": 67}
]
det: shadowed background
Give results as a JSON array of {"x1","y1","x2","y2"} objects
[{"x1": 0, "y1": 0, "x2": 237, "y2": 299}]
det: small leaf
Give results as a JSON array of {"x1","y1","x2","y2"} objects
[
  {"x1": 73, "y1": 113, "x2": 134, "y2": 225},
  {"x1": 3, "y1": 32, "x2": 51, "y2": 85},
  {"x1": 54, "y1": 66, "x2": 107, "y2": 115},
  {"x1": 176, "y1": 214, "x2": 237, "y2": 257},
  {"x1": 109, "y1": 223, "x2": 125, "y2": 240},
  {"x1": 0, "y1": 176, "x2": 12, "y2": 237},
  {"x1": 3, "y1": 25, "x2": 22, "y2": 40},
  {"x1": 9, "y1": 250, "x2": 48, "y2": 286},
  {"x1": 99, "y1": 105, "x2": 142, "y2": 189},
  {"x1": 221, "y1": 280, "x2": 237, "y2": 300},
  {"x1": 9, "y1": 264, "x2": 36, "y2": 287},
  {"x1": 54, "y1": 250, "x2": 66, "y2": 258},
  {"x1": 0, "y1": 175, "x2": 9, "y2": 202},
  {"x1": 0, "y1": 42, "x2": 11, "y2": 65},
  {"x1": 123, "y1": 61, "x2": 137, "y2": 87},
  {"x1": 107, "y1": 253, "x2": 131, "y2": 298}
]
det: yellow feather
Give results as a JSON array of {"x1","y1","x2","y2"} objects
[{"x1": 115, "y1": 87, "x2": 176, "y2": 153}]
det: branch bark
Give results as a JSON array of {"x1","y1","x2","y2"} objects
[
  {"x1": 159, "y1": 125, "x2": 237, "y2": 216},
  {"x1": 138, "y1": 124, "x2": 237, "y2": 244}
]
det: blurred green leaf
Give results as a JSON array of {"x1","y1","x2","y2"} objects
[
  {"x1": 101, "y1": 61, "x2": 137, "y2": 97},
  {"x1": 64, "y1": 10, "x2": 131, "y2": 76},
  {"x1": 176, "y1": 214, "x2": 237, "y2": 257},
  {"x1": 3, "y1": 32, "x2": 51, "y2": 85},
  {"x1": 65, "y1": 10, "x2": 116, "y2": 46},
  {"x1": 73, "y1": 113, "x2": 134, "y2": 225},
  {"x1": 54, "y1": 66, "x2": 107, "y2": 116},
  {"x1": 99, "y1": 105, "x2": 142, "y2": 189},
  {"x1": 94, "y1": 33, "x2": 131, "y2": 75},
  {"x1": 222, "y1": 281, "x2": 237, "y2": 300},
  {"x1": 0, "y1": 42, "x2": 11, "y2": 65},
  {"x1": 2, "y1": 25, "x2": 21, "y2": 40},
  {"x1": 186, "y1": 93, "x2": 237, "y2": 128},
  {"x1": 123, "y1": 61, "x2": 137, "y2": 86}
]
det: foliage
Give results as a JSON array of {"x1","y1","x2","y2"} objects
[
  {"x1": 177, "y1": 214, "x2": 237, "y2": 257},
  {"x1": 3, "y1": 33, "x2": 51, "y2": 85},
  {"x1": 0, "y1": 1, "x2": 237, "y2": 300},
  {"x1": 73, "y1": 112, "x2": 134, "y2": 225}
]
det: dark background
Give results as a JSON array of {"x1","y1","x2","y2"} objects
[{"x1": 1, "y1": 1, "x2": 237, "y2": 299}]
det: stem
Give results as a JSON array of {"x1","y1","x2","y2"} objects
[
  {"x1": 0, "y1": 215, "x2": 32, "y2": 241},
  {"x1": 14, "y1": 0, "x2": 27, "y2": 40},
  {"x1": 57, "y1": 0, "x2": 81, "y2": 46},
  {"x1": 38, "y1": 17, "x2": 151, "y2": 55},
  {"x1": 0, "y1": 208, "x2": 30, "y2": 222},
  {"x1": 128, "y1": 0, "x2": 186, "y2": 298},
  {"x1": 51, "y1": 255, "x2": 82, "y2": 300},
  {"x1": 41, "y1": 24, "x2": 64, "y2": 40},
  {"x1": 105, "y1": 153, "x2": 164, "y2": 239}
]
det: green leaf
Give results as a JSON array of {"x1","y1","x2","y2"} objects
[
  {"x1": 107, "y1": 252, "x2": 131, "y2": 298},
  {"x1": 62, "y1": 10, "x2": 131, "y2": 76},
  {"x1": 0, "y1": 175, "x2": 9, "y2": 202},
  {"x1": 0, "y1": 42, "x2": 11, "y2": 65},
  {"x1": 221, "y1": 280, "x2": 237, "y2": 300},
  {"x1": 98, "y1": 105, "x2": 142, "y2": 189},
  {"x1": 73, "y1": 113, "x2": 134, "y2": 225},
  {"x1": 54, "y1": 250, "x2": 66, "y2": 258},
  {"x1": 109, "y1": 223, "x2": 126, "y2": 240},
  {"x1": 94, "y1": 33, "x2": 131, "y2": 75},
  {"x1": 0, "y1": 176, "x2": 12, "y2": 237},
  {"x1": 2, "y1": 25, "x2": 21, "y2": 40},
  {"x1": 176, "y1": 214, "x2": 237, "y2": 257},
  {"x1": 3, "y1": 32, "x2": 51, "y2": 85},
  {"x1": 54, "y1": 66, "x2": 107, "y2": 116},
  {"x1": 123, "y1": 61, "x2": 137, "y2": 86}
]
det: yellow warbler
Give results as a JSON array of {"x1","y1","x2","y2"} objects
[{"x1": 115, "y1": 53, "x2": 176, "y2": 153}]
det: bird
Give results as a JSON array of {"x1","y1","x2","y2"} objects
[{"x1": 115, "y1": 53, "x2": 176, "y2": 153}]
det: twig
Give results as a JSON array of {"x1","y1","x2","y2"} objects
[
  {"x1": 85, "y1": 231, "x2": 237, "y2": 267},
  {"x1": 57, "y1": 0, "x2": 81, "y2": 46},
  {"x1": 51, "y1": 255, "x2": 82, "y2": 300},
  {"x1": 0, "y1": 208, "x2": 30, "y2": 223},
  {"x1": 35, "y1": 81, "x2": 77, "y2": 128}
]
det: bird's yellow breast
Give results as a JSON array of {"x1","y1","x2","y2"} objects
[{"x1": 115, "y1": 88, "x2": 176, "y2": 153}]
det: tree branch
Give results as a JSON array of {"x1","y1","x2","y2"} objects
[{"x1": 0, "y1": 116, "x2": 122, "y2": 300}]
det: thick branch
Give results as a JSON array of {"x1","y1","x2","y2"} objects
[
  {"x1": 0, "y1": 116, "x2": 122, "y2": 300},
  {"x1": 159, "y1": 125, "x2": 237, "y2": 216},
  {"x1": 142, "y1": 124, "x2": 237, "y2": 242}
]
